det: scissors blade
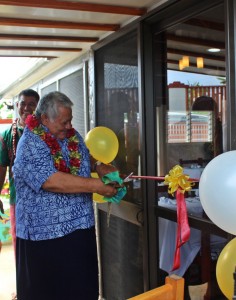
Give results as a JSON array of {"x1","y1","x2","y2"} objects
[{"x1": 123, "y1": 172, "x2": 134, "y2": 183}]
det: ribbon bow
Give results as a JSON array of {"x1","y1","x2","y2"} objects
[
  {"x1": 164, "y1": 165, "x2": 194, "y2": 271},
  {"x1": 164, "y1": 165, "x2": 193, "y2": 195}
]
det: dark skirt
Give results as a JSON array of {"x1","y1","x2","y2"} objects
[{"x1": 16, "y1": 227, "x2": 99, "y2": 300}]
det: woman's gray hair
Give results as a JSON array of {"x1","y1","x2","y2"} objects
[{"x1": 35, "y1": 91, "x2": 73, "y2": 120}]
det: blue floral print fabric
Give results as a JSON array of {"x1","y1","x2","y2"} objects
[{"x1": 13, "y1": 127, "x2": 95, "y2": 241}]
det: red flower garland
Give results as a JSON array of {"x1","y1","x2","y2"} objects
[{"x1": 25, "y1": 115, "x2": 81, "y2": 175}]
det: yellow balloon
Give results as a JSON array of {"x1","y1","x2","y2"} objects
[
  {"x1": 91, "y1": 172, "x2": 106, "y2": 203},
  {"x1": 216, "y1": 238, "x2": 236, "y2": 299},
  {"x1": 85, "y1": 127, "x2": 119, "y2": 164}
]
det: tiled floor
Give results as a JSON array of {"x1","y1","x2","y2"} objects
[{"x1": 0, "y1": 242, "x2": 16, "y2": 300}]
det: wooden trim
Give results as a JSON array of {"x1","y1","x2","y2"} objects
[
  {"x1": 0, "y1": 55, "x2": 57, "y2": 58},
  {"x1": 0, "y1": 46, "x2": 82, "y2": 52},
  {"x1": 0, "y1": 119, "x2": 12, "y2": 124},
  {"x1": 184, "y1": 18, "x2": 224, "y2": 32},
  {"x1": 167, "y1": 48, "x2": 225, "y2": 61},
  {"x1": 0, "y1": 0, "x2": 146, "y2": 15},
  {"x1": 128, "y1": 275, "x2": 184, "y2": 300},
  {"x1": 167, "y1": 34, "x2": 225, "y2": 51},
  {"x1": 0, "y1": 34, "x2": 99, "y2": 43},
  {"x1": 0, "y1": 17, "x2": 120, "y2": 31}
]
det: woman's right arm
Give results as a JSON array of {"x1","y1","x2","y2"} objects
[{"x1": 42, "y1": 171, "x2": 118, "y2": 197}]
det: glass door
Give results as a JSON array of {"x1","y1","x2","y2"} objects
[
  {"x1": 95, "y1": 29, "x2": 144, "y2": 300},
  {"x1": 154, "y1": 3, "x2": 229, "y2": 299}
]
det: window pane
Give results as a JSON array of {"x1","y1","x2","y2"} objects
[
  {"x1": 155, "y1": 4, "x2": 228, "y2": 300},
  {"x1": 96, "y1": 30, "x2": 141, "y2": 204}
]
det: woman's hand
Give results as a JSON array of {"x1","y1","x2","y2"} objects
[
  {"x1": 95, "y1": 163, "x2": 117, "y2": 179},
  {"x1": 95, "y1": 179, "x2": 118, "y2": 197},
  {"x1": 90, "y1": 155, "x2": 119, "y2": 178}
]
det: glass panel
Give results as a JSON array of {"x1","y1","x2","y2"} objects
[
  {"x1": 96, "y1": 30, "x2": 141, "y2": 204},
  {"x1": 156, "y1": 4, "x2": 228, "y2": 299},
  {"x1": 158, "y1": 215, "x2": 227, "y2": 290},
  {"x1": 167, "y1": 111, "x2": 214, "y2": 144},
  {"x1": 99, "y1": 212, "x2": 143, "y2": 299},
  {"x1": 95, "y1": 30, "x2": 144, "y2": 298},
  {"x1": 158, "y1": 5, "x2": 226, "y2": 217}
]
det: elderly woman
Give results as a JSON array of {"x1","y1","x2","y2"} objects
[{"x1": 13, "y1": 91, "x2": 118, "y2": 300}]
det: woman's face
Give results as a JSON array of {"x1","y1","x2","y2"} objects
[{"x1": 42, "y1": 106, "x2": 73, "y2": 140}]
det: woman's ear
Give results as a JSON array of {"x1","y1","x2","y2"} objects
[{"x1": 41, "y1": 113, "x2": 49, "y2": 126}]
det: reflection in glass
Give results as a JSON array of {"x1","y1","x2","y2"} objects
[
  {"x1": 156, "y1": 5, "x2": 227, "y2": 298},
  {"x1": 96, "y1": 31, "x2": 141, "y2": 204},
  {"x1": 167, "y1": 111, "x2": 214, "y2": 144}
]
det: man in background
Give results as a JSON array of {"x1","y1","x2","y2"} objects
[{"x1": 0, "y1": 89, "x2": 39, "y2": 257}]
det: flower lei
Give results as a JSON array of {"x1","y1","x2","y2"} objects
[{"x1": 25, "y1": 114, "x2": 81, "y2": 175}]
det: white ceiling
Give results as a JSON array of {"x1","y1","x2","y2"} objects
[
  {"x1": 0, "y1": 0, "x2": 167, "y2": 99},
  {"x1": 0, "y1": 1, "x2": 226, "y2": 100}
]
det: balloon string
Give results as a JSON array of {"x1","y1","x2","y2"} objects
[{"x1": 107, "y1": 202, "x2": 112, "y2": 228}]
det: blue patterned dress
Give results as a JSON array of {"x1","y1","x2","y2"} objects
[
  {"x1": 13, "y1": 126, "x2": 95, "y2": 240},
  {"x1": 13, "y1": 126, "x2": 98, "y2": 300}
]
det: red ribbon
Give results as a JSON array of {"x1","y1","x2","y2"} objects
[
  {"x1": 126, "y1": 171, "x2": 196, "y2": 271},
  {"x1": 172, "y1": 189, "x2": 191, "y2": 271}
]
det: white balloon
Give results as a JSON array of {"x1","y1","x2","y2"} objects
[{"x1": 199, "y1": 150, "x2": 236, "y2": 235}]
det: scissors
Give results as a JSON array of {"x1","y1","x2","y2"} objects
[
  {"x1": 108, "y1": 172, "x2": 134, "y2": 188},
  {"x1": 123, "y1": 172, "x2": 134, "y2": 183}
]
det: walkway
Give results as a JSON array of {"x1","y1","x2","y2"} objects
[{"x1": 0, "y1": 243, "x2": 16, "y2": 300}]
